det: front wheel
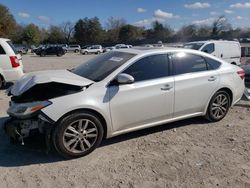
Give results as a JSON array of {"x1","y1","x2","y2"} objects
[
  {"x1": 40, "y1": 51, "x2": 46, "y2": 57},
  {"x1": 205, "y1": 90, "x2": 231, "y2": 122},
  {"x1": 52, "y1": 112, "x2": 104, "y2": 159},
  {"x1": 57, "y1": 53, "x2": 63, "y2": 57}
]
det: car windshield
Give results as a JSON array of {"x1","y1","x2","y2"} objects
[
  {"x1": 72, "y1": 51, "x2": 136, "y2": 81},
  {"x1": 184, "y1": 43, "x2": 205, "y2": 50}
]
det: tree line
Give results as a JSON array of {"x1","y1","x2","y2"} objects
[{"x1": 1, "y1": 4, "x2": 250, "y2": 46}]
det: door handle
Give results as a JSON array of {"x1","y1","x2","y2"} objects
[
  {"x1": 208, "y1": 76, "x2": 217, "y2": 82},
  {"x1": 161, "y1": 84, "x2": 173, "y2": 91}
]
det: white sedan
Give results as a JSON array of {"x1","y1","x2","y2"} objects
[{"x1": 5, "y1": 48, "x2": 245, "y2": 158}]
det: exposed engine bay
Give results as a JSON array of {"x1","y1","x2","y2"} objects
[{"x1": 5, "y1": 82, "x2": 84, "y2": 150}]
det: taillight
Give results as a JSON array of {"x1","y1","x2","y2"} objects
[
  {"x1": 9, "y1": 56, "x2": 20, "y2": 68},
  {"x1": 237, "y1": 70, "x2": 245, "y2": 80}
]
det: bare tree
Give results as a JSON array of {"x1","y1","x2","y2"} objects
[
  {"x1": 61, "y1": 21, "x2": 75, "y2": 43},
  {"x1": 212, "y1": 16, "x2": 232, "y2": 38},
  {"x1": 106, "y1": 17, "x2": 126, "y2": 43}
]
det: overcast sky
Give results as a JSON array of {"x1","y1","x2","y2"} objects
[{"x1": 1, "y1": 0, "x2": 250, "y2": 29}]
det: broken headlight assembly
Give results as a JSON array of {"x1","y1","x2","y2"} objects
[{"x1": 7, "y1": 101, "x2": 52, "y2": 119}]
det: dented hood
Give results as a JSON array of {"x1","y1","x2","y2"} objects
[{"x1": 10, "y1": 69, "x2": 94, "y2": 96}]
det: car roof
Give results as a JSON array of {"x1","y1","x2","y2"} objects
[
  {"x1": 0, "y1": 38, "x2": 11, "y2": 41},
  {"x1": 114, "y1": 47, "x2": 197, "y2": 55},
  {"x1": 185, "y1": 40, "x2": 240, "y2": 44}
]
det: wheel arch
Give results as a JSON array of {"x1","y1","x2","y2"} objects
[
  {"x1": 204, "y1": 87, "x2": 233, "y2": 115},
  {"x1": 56, "y1": 108, "x2": 108, "y2": 139},
  {"x1": 217, "y1": 87, "x2": 233, "y2": 106}
]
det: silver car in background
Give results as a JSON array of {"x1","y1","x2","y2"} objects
[{"x1": 5, "y1": 48, "x2": 245, "y2": 158}]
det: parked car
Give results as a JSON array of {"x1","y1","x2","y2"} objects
[
  {"x1": 81, "y1": 45, "x2": 103, "y2": 54},
  {"x1": 115, "y1": 44, "x2": 130, "y2": 49},
  {"x1": 67, "y1": 45, "x2": 81, "y2": 53},
  {"x1": 241, "y1": 59, "x2": 250, "y2": 100},
  {"x1": 14, "y1": 44, "x2": 28, "y2": 55},
  {"x1": 58, "y1": 44, "x2": 68, "y2": 53},
  {"x1": 184, "y1": 40, "x2": 241, "y2": 65},
  {"x1": 31, "y1": 45, "x2": 43, "y2": 53},
  {"x1": 241, "y1": 43, "x2": 250, "y2": 64},
  {"x1": 0, "y1": 38, "x2": 24, "y2": 88},
  {"x1": 5, "y1": 48, "x2": 245, "y2": 158},
  {"x1": 35, "y1": 45, "x2": 65, "y2": 57},
  {"x1": 103, "y1": 46, "x2": 115, "y2": 53}
]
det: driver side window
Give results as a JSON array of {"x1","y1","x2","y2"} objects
[
  {"x1": 202, "y1": 43, "x2": 215, "y2": 54},
  {"x1": 123, "y1": 54, "x2": 169, "y2": 82}
]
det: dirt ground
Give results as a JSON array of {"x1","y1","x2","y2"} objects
[{"x1": 0, "y1": 53, "x2": 250, "y2": 188}]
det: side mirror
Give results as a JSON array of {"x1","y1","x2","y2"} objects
[{"x1": 116, "y1": 73, "x2": 134, "y2": 85}]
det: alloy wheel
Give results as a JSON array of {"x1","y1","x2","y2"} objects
[
  {"x1": 62, "y1": 119, "x2": 98, "y2": 153},
  {"x1": 211, "y1": 94, "x2": 229, "y2": 119}
]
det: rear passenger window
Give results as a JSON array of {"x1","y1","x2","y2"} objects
[
  {"x1": 123, "y1": 54, "x2": 169, "y2": 82},
  {"x1": 205, "y1": 57, "x2": 221, "y2": 70},
  {"x1": 172, "y1": 52, "x2": 208, "y2": 75},
  {"x1": 0, "y1": 45, "x2": 6, "y2": 54}
]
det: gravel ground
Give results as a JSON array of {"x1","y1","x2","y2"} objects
[{"x1": 0, "y1": 53, "x2": 249, "y2": 188}]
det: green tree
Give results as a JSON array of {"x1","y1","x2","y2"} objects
[
  {"x1": 147, "y1": 21, "x2": 173, "y2": 42},
  {"x1": 23, "y1": 24, "x2": 41, "y2": 45},
  {"x1": 74, "y1": 17, "x2": 104, "y2": 45},
  {"x1": 118, "y1": 24, "x2": 143, "y2": 43},
  {"x1": 176, "y1": 24, "x2": 197, "y2": 42},
  {"x1": 47, "y1": 26, "x2": 65, "y2": 43},
  {"x1": 0, "y1": 4, "x2": 17, "y2": 38}
]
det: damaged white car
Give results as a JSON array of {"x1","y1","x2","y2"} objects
[{"x1": 5, "y1": 49, "x2": 245, "y2": 158}]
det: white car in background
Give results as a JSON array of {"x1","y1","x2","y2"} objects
[
  {"x1": 67, "y1": 45, "x2": 81, "y2": 53},
  {"x1": 5, "y1": 48, "x2": 245, "y2": 158},
  {"x1": 81, "y1": 45, "x2": 103, "y2": 54},
  {"x1": 184, "y1": 40, "x2": 241, "y2": 65},
  {"x1": 0, "y1": 38, "x2": 24, "y2": 88}
]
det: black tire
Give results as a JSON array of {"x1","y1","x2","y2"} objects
[
  {"x1": 52, "y1": 112, "x2": 104, "y2": 159},
  {"x1": 0, "y1": 75, "x2": 4, "y2": 89},
  {"x1": 57, "y1": 53, "x2": 62, "y2": 57},
  {"x1": 74, "y1": 49, "x2": 79, "y2": 53},
  {"x1": 40, "y1": 51, "x2": 46, "y2": 57},
  {"x1": 84, "y1": 51, "x2": 88, "y2": 55},
  {"x1": 205, "y1": 90, "x2": 231, "y2": 122}
]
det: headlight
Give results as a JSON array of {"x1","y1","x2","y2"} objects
[{"x1": 7, "y1": 101, "x2": 52, "y2": 118}]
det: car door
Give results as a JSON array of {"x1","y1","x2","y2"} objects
[
  {"x1": 171, "y1": 52, "x2": 219, "y2": 118},
  {"x1": 109, "y1": 54, "x2": 174, "y2": 132},
  {"x1": 46, "y1": 47, "x2": 53, "y2": 55},
  {"x1": 88, "y1": 46, "x2": 95, "y2": 53}
]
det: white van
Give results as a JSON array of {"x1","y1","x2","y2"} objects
[
  {"x1": 0, "y1": 38, "x2": 24, "y2": 88},
  {"x1": 184, "y1": 40, "x2": 241, "y2": 65}
]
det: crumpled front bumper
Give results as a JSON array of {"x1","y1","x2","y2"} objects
[{"x1": 4, "y1": 112, "x2": 54, "y2": 144}]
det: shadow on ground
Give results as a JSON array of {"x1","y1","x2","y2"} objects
[{"x1": 0, "y1": 115, "x2": 208, "y2": 167}]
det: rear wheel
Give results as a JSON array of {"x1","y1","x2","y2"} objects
[
  {"x1": 84, "y1": 51, "x2": 88, "y2": 55},
  {"x1": 52, "y1": 112, "x2": 104, "y2": 159},
  {"x1": 74, "y1": 49, "x2": 79, "y2": 53},
  {"x1": 205, "y1": 90, "x2": 231, "y2": 122},
  {"x1": 0, "y1": 75, "x2": 4, "y2": 89}
]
